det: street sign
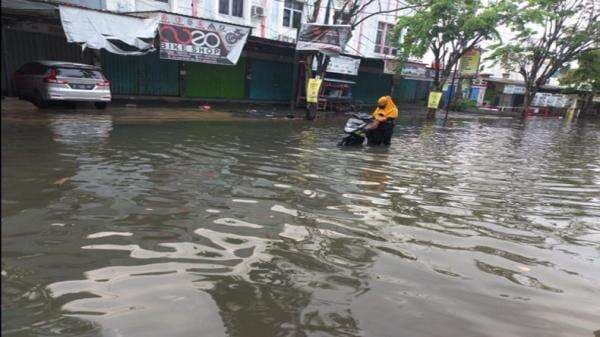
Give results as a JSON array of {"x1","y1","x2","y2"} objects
[{"x1": 158, "y1": 13, "x2": 251, "y2": 65}]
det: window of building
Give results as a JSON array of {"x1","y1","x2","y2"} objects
[
  {"x1": 374, "y1": 22, "x2": 397, "y2": 56},
  {"x1": 334, "y1": 10, "x2": 351, "y2": 24},
  {"x1": 283, "y1": 0, "x2": 303, "y2": 29},
  {"x1": 219, "y1": 0, "x2": 243, "y2": 17}
]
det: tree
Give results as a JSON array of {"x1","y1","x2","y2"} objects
[
  {"x1": 299, "y1": 0, "x2": 424, "y2": 119},
  {"x1": 489, "y1": 0, "x2": 599, "y2": 113},
  {"x1": 394, "y1": 0, "x2": 515, "y2": 103},
  {"x1": 560, "y1": 49, "x2": 600, "y2": 116}
]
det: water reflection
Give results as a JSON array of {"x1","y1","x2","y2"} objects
[
  {"x1": 50, "y1": 115, "x2": 113, "y2": 144},
  {"x1": 2, "y1": 114, "x2": 600, "y2": 337}
]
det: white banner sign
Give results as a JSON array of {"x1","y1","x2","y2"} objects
[
  {"x1": 532, "y1": 93, "x2": 572, "y2": 108},
  {"x1": 312, "y1": 56, "x2": 360, "y2": 76},
  {"x1": 503, "y1": 84, "x2": 526, "y2": 94}
]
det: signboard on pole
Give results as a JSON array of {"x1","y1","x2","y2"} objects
[
  {"x1": 312, "y1": 56, "x2": 360, "y2": 75},
  {"x1": 503, "y1": 84, "x2": 526, "y2": 94},
  {"x1": 158, "y1": 13, "x2": 251, "y2": 65},
  {"x1": 384, "y1": 59, "x2": 399, "y2": 74},
  {"x1": 428, "y1": 92, "x2": 443, "y2": 109},
  {"x1": 459, "y1": 49, "x2": 481, "y2": 76},
  {"x1": 532, "y1": 93, "x2": 571, "y2": 108},
  {"x1": 402, "y1": 63, "x2": 427, "y2": 77},
  {"x1": 296, "y1": 24, "x2": 351, "y2": 55},
  {"x1": 306, "y1": 78, "x2": 323, "y2": 103}
]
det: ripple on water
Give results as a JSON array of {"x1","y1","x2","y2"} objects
[
  {"x1": 419, "y1": 205, "x2": 473, "y2": 217},
  {"x1": 2, "y1": 116, "x2": 600, "y2": 337},
  {"x1": 213, "y1": 218, "x2": 264, "y2": 229},
  {"x1": 86, "y1": 231, "x2": 134, "y2": 239}
]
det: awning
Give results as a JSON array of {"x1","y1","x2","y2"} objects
[
  {"x1": 402, "y1": 75, "x2": 434, "y2": 82},
  {"x1": 59, "y1": 5, "x2": 160, "y2": 55},
  {"x1": 324, "y1": 78, "x2": 355, "y2": 84},
  {"x1": 1, "y1": 0, "x2": 56, "y2": 11}
]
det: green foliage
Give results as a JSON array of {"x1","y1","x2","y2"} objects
[
  {"x1": 560, "y1": 49, "x2": 600, "y2": 92},
  {"x1": 450, "y1": 98, "x2": 478, "y2": 112},
  {"x1": 488, "y1": 0, "x2": 598, "y2": 104},
  {"x1": 395, "y1": 0, "x2": 516, "y2": 90}
]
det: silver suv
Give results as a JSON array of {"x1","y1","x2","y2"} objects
[{"x1": 11, "y1": 61, "x2": 111, "y2": 109}]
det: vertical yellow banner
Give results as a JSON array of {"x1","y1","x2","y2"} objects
[
  {"x1": 306, "y1": 78, "x2": 323, "y2": 103},
  {"x1": 428, "y1": 91, "x2": 443, "y2": 109}
]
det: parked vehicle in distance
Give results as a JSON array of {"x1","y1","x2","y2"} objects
[{"x1": 11, "y1": 61, "x2": 111, "y2": 109}]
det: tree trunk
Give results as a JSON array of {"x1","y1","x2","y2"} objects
[
  {"x1": 304, "y1": 54, "x2": 317, "y2": 120},
  {"x1": 582, "y1": 92, "x2": 593, "y2": 116},
  {"x1": 522, "y1": 87, "x2": 536, "y2": 117},
  {"x1": 427, "y1": 67, "x2": 443, "y2": 119}
]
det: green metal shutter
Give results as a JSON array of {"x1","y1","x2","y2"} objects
[
  {"x1": 184, "y1": 58, "x2": 246, "y2": 99},
  {"x1": 138, "y1": 53, "x2": 180, "y2": 96},
  {"x1": 394, "y1": 79, "x2": 417, "y2": 103},
  {"x1": 101, "y1": 52, "x2": 180, "y2": 96},
  {"x1": 353, "y1": 72, "x2": 393, "y2": 103},
  {"x1": 248, "y1": 59, "x2": 293, "y2": 101},
  {"x1": 101, "y1": 52, "x2": 139, "y2": 95},
  {"x1": 415, "y1": 81, "x2": 431, "y2": 104}
]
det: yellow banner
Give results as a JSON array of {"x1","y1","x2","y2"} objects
[
  {"x1": 459, "y1": 49, "x2": 481, "y2": 76},
  {"x1": 428, "y1": 91, "x2": 443, "y2": 109},
  {"x1": 306, "y1": 78, "x2": 323, "y2": 103}
]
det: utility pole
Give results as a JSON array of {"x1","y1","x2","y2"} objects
[
  {"x1": 290, "y1": 29, "x2": 300, "y2": 116},
  {"x1": 306, "y1": 0, "x2": 333, "y2": 120},
  {"x1": 324, "y1": 0, "x2": 332, "y2": 24},
  {"x1": 445, "y1": 61, "x2": 459, "y2": 120}
]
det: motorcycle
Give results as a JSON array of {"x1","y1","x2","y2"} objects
[{"x1": 337, "y1": 112, "x2": 373, "y2": 146}]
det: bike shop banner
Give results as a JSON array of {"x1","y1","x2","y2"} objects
[
  {"x1": 296, "y1": 24, "x2": 351, "y2": 55},
  {"x1": 158, "y1": 13, "x2": 251, "y2": 65}
]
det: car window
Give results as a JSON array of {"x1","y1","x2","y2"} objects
[
  {"x1": 57, "y1": 68, "x2": 104, "y2": 79},
  {"x1": 31, "y1": 64, "x2": 48, "y2": 75},
  {"x1": 17, "y1": 63, "x2": 48, "y2": 75},
  {"x1": 17, "y1": 63, "x2": 35, "y2": 75}
]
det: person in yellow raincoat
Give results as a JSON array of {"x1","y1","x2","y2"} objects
[{"x1": 365, "y1": 96, "x2": 398, "y2": 146}]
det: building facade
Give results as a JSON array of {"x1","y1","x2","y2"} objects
[{"x1": 66, "y1": 0, "x2": 408, "y2": 61}]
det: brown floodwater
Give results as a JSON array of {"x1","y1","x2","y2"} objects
[{"x1": 2, "y1": 108, "x2": 599, "y2": 337}]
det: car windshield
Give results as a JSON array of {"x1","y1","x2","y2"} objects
[{"x1": 57, "y1": 67, "x2": 104, "y2": 79}]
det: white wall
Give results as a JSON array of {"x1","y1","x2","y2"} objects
[
  {"x1": 107, "y1": 0, "x2": 398, "y2": 59},
  {"x1": 96, "y1": 0, "x2": 398, "y2": 58}
]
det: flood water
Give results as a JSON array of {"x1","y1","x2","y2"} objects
[{"x1": 2, "y1": 111, "x2": 600, "y2": 337}]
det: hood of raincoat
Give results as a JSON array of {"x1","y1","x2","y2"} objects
[{"x1": 372, "y1": 96, "x2": 399, "y2": 122}]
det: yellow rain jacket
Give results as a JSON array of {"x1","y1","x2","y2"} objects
[{"x1": 373, "y1": 96, "x2": 399, "y2": 122}]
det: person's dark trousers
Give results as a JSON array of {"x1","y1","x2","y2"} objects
[{"x1": 367, "y1": 119, "x2": 395, "y2": 146}]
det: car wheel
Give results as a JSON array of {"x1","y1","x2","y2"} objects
[
  {"x1": 94, "y1": 102, "x2": 108, "y2": 110},
  {"x1": 32, "y1": 91, "x2": 50, "y2": 109}
]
